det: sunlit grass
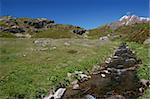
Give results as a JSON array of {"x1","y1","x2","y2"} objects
[{"x1": 0, "y1": 38, "x2": 118, "y2": 98}]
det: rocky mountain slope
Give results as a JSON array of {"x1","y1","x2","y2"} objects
[
  {"x1": 109, "y1": 15, "x2": 150, "y2": 30},
  {"x1": 88, "y1": 15, "x2": 150, "y2": 43},
  {"x1": 0, "y1": 16, "x2": 86, "y2": 38}
]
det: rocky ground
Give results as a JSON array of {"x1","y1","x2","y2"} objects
[{"x1": 0, "y1": 16, "x2": 86, "y2": 38}]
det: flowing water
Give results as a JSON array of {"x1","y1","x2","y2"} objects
[{"x1": 63, "y1": 43, "x2": 147, "y2": 99}]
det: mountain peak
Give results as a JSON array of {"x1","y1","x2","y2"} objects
[
  {"x1": 108, "y1": 15, "x2": 150, "y2": 30},
  {"x1": 119, "y1": 15, "x2": 150, "y2": 25}
]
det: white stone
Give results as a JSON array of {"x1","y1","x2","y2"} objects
[
  {"x1": 85, "y1": 94, "x2": 96, "y2": 99},
  {"x1": 43, "y1": 95, "x2": 54, "y2": 99},
  {"x1": 74, "y1": 71, "x2": 83, "y2": 74},
  {"x1": 105, "y1": 57, "x2": 111, "y2": 63},
  {"x1": 103, "y1": 70, "x2": 109, "y2": 74},
  {"x1": 101, "y1": 74, "x2": 106, "y2": 78},
  {"x1": 53, "y1": 88, "x2": 66, "y2": 99},
  {"x1": 67, "y1": 73, "x2": 72, "y2": 78},
  {"x1": 99, "y1": 36, "x2": 109, "y2": 41},
  {"x1": 143, "y1": 38, "x2": 150, "y2": 45},
  {"x1": 72, "y1": 84, "x2": 79, "y2": 90},
  {"x1": 71, "y1": 80, "x2": 78, "y2": 85},
  {"x1": 64, "y1": 42, "x2": 70, "y2": 46},
  {"x1": 52, "y1": 46, "x2": 56, "y2": 49},
  {"x1": 79, "y1": 74, "x2": 89, "y2": 79}
]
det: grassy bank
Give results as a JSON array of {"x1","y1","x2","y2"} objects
[{"x1": 127, "y1": 42, "x2": 150, "y2": 99}]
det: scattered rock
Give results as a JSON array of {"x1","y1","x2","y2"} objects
[
  {"x1": 143, "y1": 38, "x2": 150, "y2": 45},
  {"x1": 3, "y1": 27, "x2": 25, "y2": 33},
  {"x1": 74, "y1": 71, "x2": 83, "y2": 74},
  {"x1": 53, "y1": 88, "x2": 66, "y2": 99},
  {"x1": 116, "y1": 65, "x2": 124, "y2": 69},
  {"x1": 64, "y1": 42, "x2": 70, "y2": 46},
  {"x1": 107, "y1": 95, "x2": 125, "y2": 99},
  {"x1": 103, "y1": 70, "x2": 110, "y2": 74},
  {"x1": 52, "y1": 46, "x2": 57, "y2": 50},
  {"x1": 14, "y1": 33, "x2": 31, "y2": 38},
  {"x1": 99, "y1": 36, "x2": 109, "y2": 41},
  {"x1": 73, "y1": 29, "x2": 86, "y2": 35},
  {"x1": 71, "y1": 80, "x2": 78, "y2": 85},
  {"x1": 40, "y1": 48, "x2": 48, "y2": 51},
  {"x1": 139, "y1": 87, "x2": 144, "y2": 93},
  {"x1": 78, "y1": 73, "x2": 91, "y2": 81},
  {"x1": 72, "y1": 84, "x2": 80, "y2": 90},
  {"x1": 140, "y1": 79, "x2": 150, "y2": 88},
  {"x1": 67, "y1": 73, "x2": 72, "y2": 78},
  {"x1": 101, "y1": 74, "x2": 106, "y2": 78},
  {"x1": 67, "y1": 71, "x2": 91, "y2": 83},
  {"x1": 43, "y1": 95, "x2": 53, "y2": 99},
  {"x1": 27, "y1": 18, "x2": 55, "y2": 29},
  {"x1": 124, "y1": 58, "x2": 137, "y2": 67},
  {"x1": 85, "y1": 94, "x2": 96, "y2": 99},
  {"x1": 105, "y1": 57, "x2": 111, "y2": 64}
]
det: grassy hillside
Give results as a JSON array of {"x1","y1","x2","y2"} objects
[
  {"x1": 0, "y1": 16, "x2": 85, "y2": 38},
  {"x1": 88, "y1": 25, "x2": 113, "y2": 39},
  {"x1": 0, "y1": 38, "x2": 118, "y2": 98},
  {"x1": 115, "y1": 22, "x2": 150, "y2": 43},
  {"x1": 31, "y1": 25, "x2": 82, "y2": 38},
  {"x1": 88, "y1": 22, "x2": 150, "y2": 43},
  {"x1": 127, "y1": 42, "x2": 150, "y2": 99},
  {"x1": 0, "y1": 25, "x2": 81, "y2": 38}
]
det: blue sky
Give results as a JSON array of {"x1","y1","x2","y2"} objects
[{"x1": 0, "y1": 0, "x2": 149, "y2": 29}]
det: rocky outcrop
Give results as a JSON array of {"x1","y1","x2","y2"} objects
[
  {"x1": 73, "y1": 29, "x2": 86, "y2": 35},
  {"x1": 0, "y1": 16, "x2": 85, "y2": 37},
  {"x1": 25, "y1": 18, "x2": 55, "y2": 29},
  {"x1": 3, "y1": 27, "x2": 25, "y2": 33}
]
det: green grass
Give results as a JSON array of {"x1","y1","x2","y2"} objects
[
  {"x1": 116, "y1": 22, "x2": 150, "y2": 43},
  {"x1": 0, "y1": 32, "x2": 16, "y2": 38},
  {"x1": 0, "y1": 38, "x2": 118, "y2": 98},
  {"x1": 88, "y1": 22, "x2": 149, "y2": 43},
  {"x1": 88, "y1": 25, "x2": 113, "y2": 39},
  {"x1": 127, "y1": 42, "x2": 150, "y2": 99},
  {"x1": 32, "y1": 28, "x2": 78, "y2": 38},
  {"x1": 0, "y1": 38, "x2": 149, "y2": 98},
  {"x1": 0, "y1": 21, "x2": 7, "y2": 27}
]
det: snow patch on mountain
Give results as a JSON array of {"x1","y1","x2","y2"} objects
[{"x1": 119, "y1": 15, "x2": 150, "y2": 25}]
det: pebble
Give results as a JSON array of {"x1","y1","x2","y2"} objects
[
  {"x1": 71, "y1": 80, "x2": 78, "y2": 85},
  {"x1": 103, "y1": 70, "x2": 110, "y2": 74},
  {"x1": 101, "y1": 74, "x2": 106, "y2": 78},
  {"x1": 53, "y1": 88, "x2": 66, "y2": 98},
  {"x1": 72, "y1": 84, "x2": 79, "y2": 90},
  {"x1": 64, "y1": 42, "x2": 70, "y2": 46},
  {"x1": 85, "y1": 94, "x2": 96, "y2": 99}
]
